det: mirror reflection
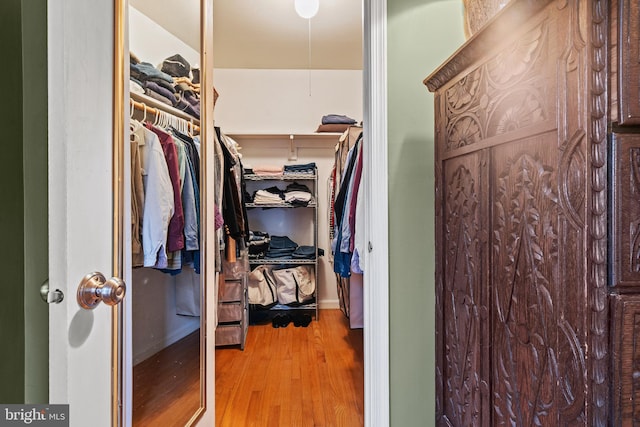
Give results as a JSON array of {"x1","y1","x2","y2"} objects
[{"x1": 127, "y1": 1, "x2": 204, "y2": 425}]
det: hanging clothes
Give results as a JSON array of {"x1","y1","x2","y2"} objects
[
  {"x1": 330, "y1": 126, "x2": 365, "y2": 328},
  {"x1": 131, "y1": 120, "x2": 174, "y2": 269},
  {"x1": 146, "y1": 123, "x2": 185, "y2": 253}
]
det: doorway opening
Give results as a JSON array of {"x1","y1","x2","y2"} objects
[
  {"x1": 121, "y1": 0, "x2": 389, "y2": 425},
  {"x1": 211, "y1": 1, "x2": 366, "y2": 425}
]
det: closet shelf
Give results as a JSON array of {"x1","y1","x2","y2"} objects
[
  {"x1": 245, "y1": 173, "x2": 316, "y2": 181},
  {"x1": 249, "y1": 259, "x2": 316, "y2": 265},
  {"x1": 245, "y1": 202, "x2": 317, "y2": 209}
]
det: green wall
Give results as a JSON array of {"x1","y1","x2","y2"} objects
[
  {"x1": 0, "y1": 0, "x2": 26, "y2": 403},
  {"x1": 387, "y1": 1, "x2": 464, "y2": 425},
  {"x1": 0, "y1": 0, "x2": 48, "y2": 404},
  {"x1": 22, "y1": 0, "x2": 49, "y2": 404}
]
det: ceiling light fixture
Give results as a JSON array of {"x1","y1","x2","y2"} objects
[{"x1": 294, "y1": 0, "x2": 319, "y2": 19}]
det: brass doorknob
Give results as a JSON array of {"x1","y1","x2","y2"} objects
[{"x1": 77, "y1": 272, "x2": 126, "y2": 309}]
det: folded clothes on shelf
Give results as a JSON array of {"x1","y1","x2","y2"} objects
[
  {"x1": 282, "y1": 182, "x2": 312, "y2": 205},
  {"x1": 291, "y1": 245, "x2": 316, "y2": 259},
  {"x1": 286, "y1": 182, "x2": 311, "y2": 192},
  {"x1": 248, "y1": 231, "x2": 270, "y2": 258},
  {"x1": 253, "y1": 186, "x2": 285, "y2": 204},
  {"x1": 322, "y1": 114, "x2": 357, "y2": 125},
  {"x1": 284, "y1": 162, "x2": 316, "y2": 175},
  {"x1": 269, "y1": 235, "x2": 298, "y2": 250},
  {"x1": 284, "y1": 191, "x2": 312, "y2": 205},
  {"x1": 264, "y1": 235, "x2": 298, "y2": 259},
  {"x1": 253, "y1": 165, "x2": 284, "y2": 175}
]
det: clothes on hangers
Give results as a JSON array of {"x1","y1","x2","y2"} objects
[
  {"x1": 330, "y1": 126, "x2": 365, "y2": 328},
  {"x1": 129, "y1": 112, "x2": 203, "y2": 274},
  {"x1": 131, "y1": 120, "x2": 174, "y2": 269}
]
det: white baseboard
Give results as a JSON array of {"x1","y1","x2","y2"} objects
[{"x1": 318, "y1": 299, "x2": 340, "y2": 310}]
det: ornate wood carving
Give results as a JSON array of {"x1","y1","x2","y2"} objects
[
  {"x1": 618, "y1": 0, "x2": 640, "y2": 125},
  {"x1": 587, "y1": 0, "x2": 610, "y2": 423},
  {"x1": 424, "y1": 0, "x2": 555, "y2": 92},
  {"x1": 443, "y1": 23, "x2": 548, "y2": 152},
  {"x1": 490, "y1": 138, "x2": 587, "y2": 425},
  {"x1": 491, "y1": 148, "x2": 560, "y2": 426},
  {"x1": 440, "y1": 153, "x2": 489, "y2": 426},
  {"x1": 429, "y1": 1, "x2": 615, "y2": 425}
]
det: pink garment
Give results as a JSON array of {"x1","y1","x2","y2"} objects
[
  {"x1": 214, "y1": 204, "x2": 224, "y2": 230},
  {"x1": 253, "y1": 165, "x2": 284, "y2": 175}
]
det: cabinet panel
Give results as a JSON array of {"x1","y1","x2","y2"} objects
[
  {"x1": 611, "y1": 294, "x2": 640, "y2": 425},
  {"x1": 618, "y1": 0, "x2": 640, "y2": 125},
  {"x1": 490, "y1": 134, "x2": 588, "y2": 425},
  {"x1": 438, "y1": 150, "x2": 490, "y2": 426},
  {"x1": 610, "y1": 133, "x2": 640, "y2": 287}
]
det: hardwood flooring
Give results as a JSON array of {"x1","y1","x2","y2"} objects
[
  {"x1": 133, "y1": 330, "x2": 201, "y2": 426},
  {"x1": 216, "y1": 309, "x2": 364, "y2": 427},
  {"x1": 131, "y1": 310, "x2": 364, "y2": 426}
]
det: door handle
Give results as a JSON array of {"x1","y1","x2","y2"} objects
[
  {"x1": 77, "y1": 272, "x2": 126, "y2": 309},
  {"x1": 40, "y1": 279, "x2": 64, "y2": 304}
]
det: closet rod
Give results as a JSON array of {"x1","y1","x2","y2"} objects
[{"x1": 130, "y1": 92, "x2": 200, "y2": 130}]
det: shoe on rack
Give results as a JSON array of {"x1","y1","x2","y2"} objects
[
  {"x1": 292, "y1": 313, "x2": 312, "y2": 327},
  {"x1": 279, "y1": 314, "x2": 291, "y2": 328},
  {"x1": 271, "y1": 314, "x2": 292, "y2": 328},
  {"x1": 271, "y1": 314, "x2": 282, "y2": 328}
]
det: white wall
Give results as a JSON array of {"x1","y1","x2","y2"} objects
[
  {"x1": 129, "y1": 5, "x2": 199, "y2": 69},
  {"x1": 213, "y1": 68, "x2": 363, "y2": 133},
  {"x1": 131, "y1": 268, "x2": 200, "y2": 364}
]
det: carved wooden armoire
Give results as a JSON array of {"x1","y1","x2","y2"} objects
[{"x1": 425, "y1": 0, "x2": 640, "y2": 425}]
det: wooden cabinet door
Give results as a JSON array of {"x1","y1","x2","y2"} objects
[
  {"x1": 437, "y1": 150, "x2": 490, "y2": 426},
  {"x1": 432, "y1": 1, "x2": 614, "y2": 425},
  {"x1": 610, "y1": 132, "x2": 640, "y2": 287},
  {"x1": 618, "y1": 0, "x2": 640, "y2": 125}
]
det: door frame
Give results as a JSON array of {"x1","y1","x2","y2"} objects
[{"x1": 362, "y1": 0, "x2": 390, "y2": 425}]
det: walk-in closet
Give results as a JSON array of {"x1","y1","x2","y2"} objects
[
  {"x1": 212, "y1": 1, "x2": 366, "y2": 425},
  {"x1": 124, "y1": 1, "x2": 365, "y2": 425}
]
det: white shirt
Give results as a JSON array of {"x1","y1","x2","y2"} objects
[{"x1": 132, "y1": 121, "x2": 175, "y2": 268}]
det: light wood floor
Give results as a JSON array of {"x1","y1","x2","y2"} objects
[
  {"x1": 216, "y1": 309, "x2": 364, "y2": 427},
  {"x1": 132, "y1": 309, "x2": 364, "y2": 426},
  {"x1": 133, "y1": 330, "x2": 200, "y2": 426}
]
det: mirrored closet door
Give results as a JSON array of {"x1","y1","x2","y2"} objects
[{"x1": 124, "y1": 0, "x2": 209, "y2": 425}]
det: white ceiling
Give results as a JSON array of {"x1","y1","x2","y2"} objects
[{"x1": 130, "y1": 0, "x2": 363, "y2": 70}]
